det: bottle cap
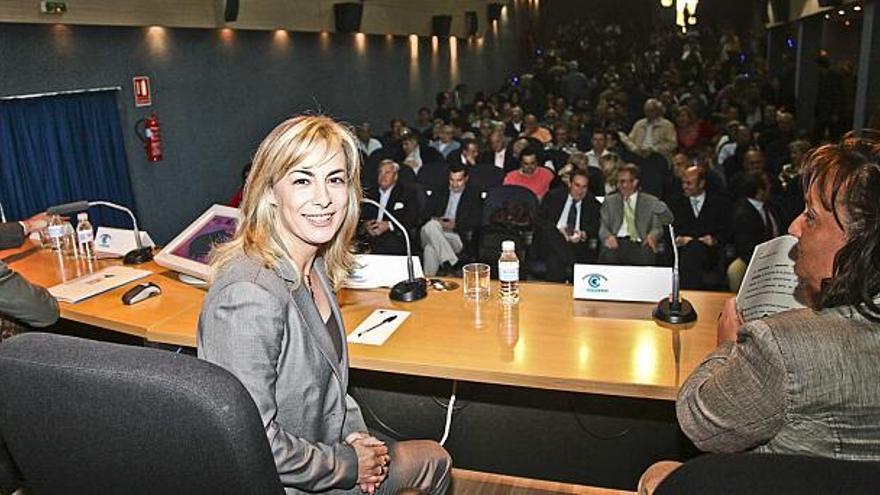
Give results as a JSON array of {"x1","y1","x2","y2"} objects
[
  {"x1": 502, "y1": 240, "x2": 515, "y2": 251},
  {"x1": 77, "y1": 212, "x2": 88, "y2": 221}
]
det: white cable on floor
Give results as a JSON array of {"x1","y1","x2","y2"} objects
[{"x1": 439, "y1": 380, "x2": 458, "y2": 446}]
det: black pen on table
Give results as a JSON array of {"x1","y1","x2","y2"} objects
[{"x1": 357, "y1": 315, "x2": 398, "y2": 338}]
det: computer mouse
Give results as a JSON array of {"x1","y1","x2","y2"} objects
[{"x1": 122, "y1": 282, "x2": 162, "y2": 305}]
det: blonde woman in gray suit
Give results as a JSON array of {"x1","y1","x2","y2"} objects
[{"x1": 198, "y1": 115, "x2": 450, "y2": 495}]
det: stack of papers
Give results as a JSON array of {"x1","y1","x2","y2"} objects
[{"x1": 48, "y1": 266, "x2": 152, "y2": 303}]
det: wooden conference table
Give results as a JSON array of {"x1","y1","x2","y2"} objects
[{"x1": 3, "y1": 243, "x2": 726, "y2": 401}]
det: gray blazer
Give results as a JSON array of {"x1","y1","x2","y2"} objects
[
  {"x1": 598, "y1": 192, "x2": 673, "y2": 242},
  {"x1": 198, "y1": 253, "x2": 367, "y2": 493},
  {"x1": 677, "y1": 302, "x2": 880, "y2": 459},
  {"x1": 0, "y1": 260, "x2": 59, "y2": 328}
]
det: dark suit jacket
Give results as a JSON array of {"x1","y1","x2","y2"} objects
[
  {"x1": 670, "y1": 192, "x2": 732, "y2": 244},
  {"x1": 730, "y1": 198, "x2": 780, "y2": 263},
  {"x1": 423, "y1": 185, "x2": 482, "y2": 235},
  {"x1": 504, "y1": 121, "x2": 524, "y2": 138},
  {"x1": 538, "y1": 187, "x2": 600, "y2": 239},
  {"x1": 361, "y1": 183, "x2": 420, "y2": 232},
  {"x1": 468, "y1": 163, "x2": 505, "y2": 198},
  {"x1": 477, "y1": 150, "x2": 518, "y2": 174},
  {"x1": 0, "y1": 222, "x2": 25, "y2": 250}
]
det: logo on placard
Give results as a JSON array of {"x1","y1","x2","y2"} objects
[
  {"x1": 582, "y1": 273, "x2": 609, "y2": 293},
  {"x1": 97, "y1": 233, "x2": 112, "y2": 248}
]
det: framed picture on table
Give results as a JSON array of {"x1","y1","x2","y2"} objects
[{"x1": 154, "y1": 204, "x2": 240, "y2": 283}]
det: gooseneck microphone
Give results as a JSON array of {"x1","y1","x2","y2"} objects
[
  {"x1": 46, "y1": 200, "x2": 153, "y2": 265},
  {"x1": 653, "y1": 224, "x2": 697, "y2": 324},
  {"x1": 361, "y1": 197, "x2": 427, "y2": 302}
]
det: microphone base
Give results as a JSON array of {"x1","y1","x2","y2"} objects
[
  {"x1": 123, "y1": 247, "x2": 154, "y2": 265},
  {"x1": 653, "y1": 297, "x2": 697, "y2": 325},
  {"x1": 390, "y1": 278, "x2": 428, "y2": 302}
]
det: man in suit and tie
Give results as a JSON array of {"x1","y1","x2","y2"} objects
[
  {"x1": 727, "y1": 170, "x2": 782, "y2": 291},
  {"x1": 670, "y1": 165, "x2": 732, "y2": 289},
  {"x1": 538, "y1": 168, "x2": 601, "y2": 282},
  {"x1": 598, "y1": 163, "x2": 674, "y2": 266},
  {"x1": 361, "y1": 160, "x2": 421, "y2": 256},
  {"x1": 419, "y1": 163, "x2": 482, "y2": 276}
]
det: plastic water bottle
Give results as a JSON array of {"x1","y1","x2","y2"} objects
[
  {"x1": 61, "y1": 219, "x2": 78, "y2": 258},
  {"x1": 46, "y1": 214, "x2": 65, "y2": 252},
  {"x1": 498, "y1": 240, "x2": 520, "y2": 304},
  {"x1": 76, "y1": 212, "x2": 96, "y2": 261}
]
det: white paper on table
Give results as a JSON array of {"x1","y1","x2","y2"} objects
[
  {"x1": 48, "y1": 265, "x2": 152, "y2": 303},
  {"x1": 346, "y1": 309, "x2": 411, "y2": 346},
  {"x1": 736, "y1": 235, "x2": 805, "y2": 321},
  {"x1": 344, "y1": 254, "x2": 424, "y2": 289}
]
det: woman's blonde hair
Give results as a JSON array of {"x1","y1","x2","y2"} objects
[{"x1": 211, "y1": 115, "x2": 362, "y2": 289}]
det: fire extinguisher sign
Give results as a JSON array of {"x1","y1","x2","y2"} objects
[{"x1": 133, "y1": 76, "x2": 152, "y2": 107}]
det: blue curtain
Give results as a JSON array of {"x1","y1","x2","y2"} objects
[{"x1": 0, "y1": 90, "x2": 136, "y2": 228}]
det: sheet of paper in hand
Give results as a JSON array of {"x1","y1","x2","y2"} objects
[{"x1": 736, "y1": 235, "x2": 806, "y2": 321}]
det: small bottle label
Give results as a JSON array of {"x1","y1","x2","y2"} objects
[
  {"x1": 499, "y1": 261, "x2": 519, "y2": 282},
  {"x1": 47, "y1": 225, "x2": 65, "y2": 238},
  {"x1": 77, "y1": 230, "x2": 93, "y2": 243}
]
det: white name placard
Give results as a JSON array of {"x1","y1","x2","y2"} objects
[
  {"x1": 345, "y1": 254, "x2": 424, "y2": 289},
  {"x1": 573, "y1": 264, "x2": 671, "y2": 303},
  {"x1": 94, "y1": 227, "x2": 154, "y2": 258}
]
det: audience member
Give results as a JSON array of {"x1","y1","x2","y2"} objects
[
  {"x1": 598, "y1": 163, "x2": 673, "y2": 266},
  {"x1": 522, "y1": 113, "x2": 553, "y2": 144},
  {"x1": 419, "y1": 164, "x2": 482, "y2": 276},
  {"x1": 585, "y1": 129, "x2": 611, "y2": 170},
  {"x1": 502, "y1": 147, "x2": 555, "y2": 200},
  {"x1": 430, "y1": 124, "x2": 461, "y2": 159},
  {"x1": 621, "y1": 99, "x2": 678, "y2": 162},
  {"x1": 355, "y1": 123, "x2": 383, "y2": 157},
  {"x1": 538, "y1": 168, "x2": 601, "y2": 282},
  {"x1": 360, "y1": 160, "x2": 420, "y2": 255},
  {"x1": 727, "y1": 170, "x2": 781, "y2": 291},
  {"x1": 670, "y1": 166, "x2": 731, "y2": 289}
]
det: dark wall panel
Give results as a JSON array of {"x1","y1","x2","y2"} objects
[{"x1": 0, "y1": 20, "x2": 524, "y2": 242}]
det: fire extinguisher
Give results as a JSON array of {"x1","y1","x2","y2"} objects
[{"x1": 135, "y1": 112, "x2": 163, "y2": 162}]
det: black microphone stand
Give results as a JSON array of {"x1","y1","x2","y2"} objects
[
  {"x1": 653, "y1": 224, "x2": 697, "y2": 324},
  {"x1": 361, "y1": 197, "x2": 427, "y2": 302}
]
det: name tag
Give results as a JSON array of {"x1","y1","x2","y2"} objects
[
  {"x1": 573, "y1": 264, "x2": 671, "y2": 302},
  {"x1": 94, "y1": 227, "x2": 155, "y2": 257}
]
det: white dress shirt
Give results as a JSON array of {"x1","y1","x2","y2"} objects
[
  {"x1": 377, "y1": 185, "x2": 394, "y2": 222},
  {"x1": 494, "y1": 148, "x2": 507, "y2": 169},
  {"x1": 690, "y1": 191, "x2": 706, "y2": 217},
  {"x1": 555, "y1": 195, "x2": 582, "y2": 230}
]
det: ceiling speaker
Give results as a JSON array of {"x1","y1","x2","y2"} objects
[
  {"x1": 224, "y1": 0, "x2": 238, "y2": 22},
  {"x1": 465, "y1": 11, "x2": 478, "y2": 36},
  {"x1": 334, "y1": 2, "x2": 363, "y2": 33},
  {"x1": 432, "y1": 15, "x2": 452, "y2": 37}
]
